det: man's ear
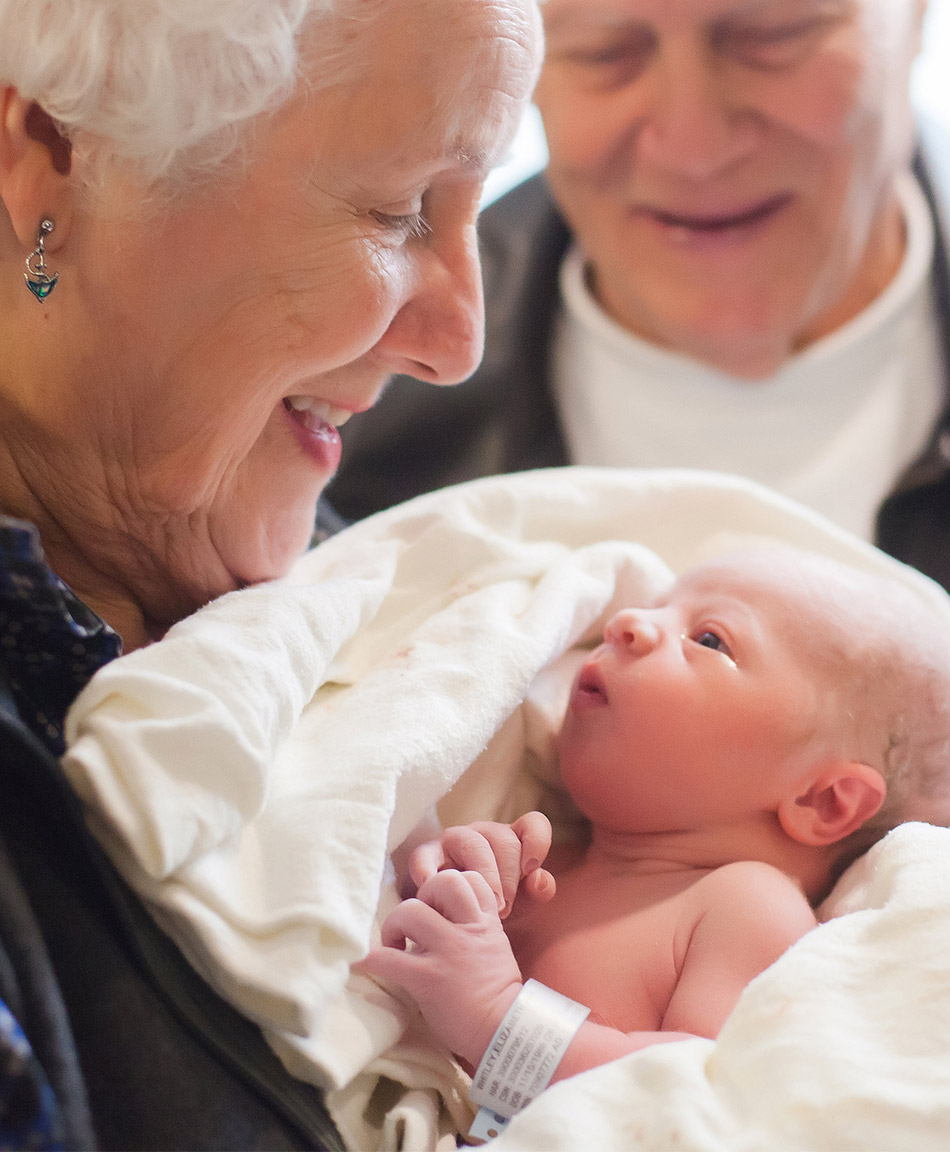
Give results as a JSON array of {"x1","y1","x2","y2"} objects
[
  {"x1": 778, "y1": 763, "x2": 887, "y2": 847},
  {"x1": 0, "y1": 89, "x2": 72, "y2": 250}
]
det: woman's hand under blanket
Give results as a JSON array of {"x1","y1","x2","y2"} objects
[
  {"x1": 358, "y1": 869, "x2": 523, "y2": 1069},
  {"x1": 407, "y1": 812, "x2": 556, "y2": 919}
]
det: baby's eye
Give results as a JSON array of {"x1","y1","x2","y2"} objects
[{"x1": 693, "y1": 630, "x2": 731, "y2": 657}]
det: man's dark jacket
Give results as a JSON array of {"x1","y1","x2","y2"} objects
[{"x1": 329, "y1": 118, "x2": 950, "y2": 593}]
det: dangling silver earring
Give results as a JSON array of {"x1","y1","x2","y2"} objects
[{"x1": 24, "y1": 218, "x2": 58, "y2": 301}]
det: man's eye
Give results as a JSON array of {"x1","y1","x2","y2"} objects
[
  {"x1": 717, "y1": 19, "x2": 826, "y2": 67},
  {"x1": 553, "y1": 29, "x2": 656, "y2": 87}
]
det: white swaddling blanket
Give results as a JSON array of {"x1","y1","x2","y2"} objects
[{"x1": 61, "y1": 467, "x2": 950, "y2": 1150}]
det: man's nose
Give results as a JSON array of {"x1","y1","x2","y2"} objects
[
  {"x1": 635, "y1": 40, "x2": 758, "y2": 180},
  {"x1": 604, "y1": 608, "x2": 662, "y2": 656}
]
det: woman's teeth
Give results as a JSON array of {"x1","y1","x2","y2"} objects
[{"x1": 284, "y1": 395, "x2": 352, "y2": 427}]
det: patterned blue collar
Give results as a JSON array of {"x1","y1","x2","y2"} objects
[{"x1": 0, "y1": 515, "x2": 121, "y2": 754}]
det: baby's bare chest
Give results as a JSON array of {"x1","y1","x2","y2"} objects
[{"x1": 505, "y1": 870, "x2": 702, "y2": 1033}]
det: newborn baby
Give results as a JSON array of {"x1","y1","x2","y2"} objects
[{"x1": 361, "y1": 547, "x2": 950, "y2": 1096}]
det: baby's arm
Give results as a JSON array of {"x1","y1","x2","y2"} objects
[
  {"x1": 360, "y1": 860, "x2": 817, "y2": 1082},
  {"x1": 359, "y1": 869, "x2": 525, "y2": 1064},
  {"x1": 404, "y1": 812, "x2": 556, "y2": 918},
  {"x1": 660, "y1": 860, "x2": 818, "y2": 1038},
  {"x1": 547, "y1": 862, "x2": 819, "y2": 1081},
  {"x1": 359, "y1": 869, "x2": 691, "y2": 1075}
]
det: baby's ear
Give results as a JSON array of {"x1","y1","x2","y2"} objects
[{"x1": 778, "y1": 763, "x2": 886, "y2": 846}]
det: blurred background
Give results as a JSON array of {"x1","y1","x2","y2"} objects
[{"x1": 484, "y1": 0, "x2": 950, "y2": 205}]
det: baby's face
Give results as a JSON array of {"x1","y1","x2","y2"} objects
[{"x1": 558, "y1": 551, "x2": 842, "y2": 834}]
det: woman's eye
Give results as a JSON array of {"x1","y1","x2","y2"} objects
[{"x1": 370, "y1": 209, "x2": 431, "y2": 241}]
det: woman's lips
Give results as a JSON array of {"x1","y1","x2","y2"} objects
[
  {"x1": 638, "y1": 193, "x2": 793, "y2": 247},
  {"x1": 282, "y1": 396, "x2": 345, "y2": 473},
  {"x1": 570, "y1": 661, "x2": 608, "y2": 711}
]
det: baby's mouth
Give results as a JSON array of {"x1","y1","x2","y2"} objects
[{"x1": 576, "y1": 663, "x2": 608, "y2": 705}]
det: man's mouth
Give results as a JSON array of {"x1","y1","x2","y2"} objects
[{"x1": 644, "y1": 193, "x2": 792, "y2": 237}]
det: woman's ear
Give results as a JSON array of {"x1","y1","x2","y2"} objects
[
  {"x1": 0, "y1": 89, "x2": 72, "y2": 250},
  {"x1": 778, "y1": 763, "x2": 887, "y2": 847}
]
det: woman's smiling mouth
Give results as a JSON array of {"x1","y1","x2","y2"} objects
[
  {"x1": 283, "y1": 395, "x2": 354, "y2": 430},
  {"x1": 282, "y1": 395, "x2": 350, "y2": 473}
]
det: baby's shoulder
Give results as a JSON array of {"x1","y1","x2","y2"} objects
[{"x1": 690, "y1": 860, "x2": 814, "y2": 922}]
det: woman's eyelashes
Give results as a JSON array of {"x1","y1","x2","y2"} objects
[{"x1": 370, "y1": 207, "x2": 432, "y2": 241}]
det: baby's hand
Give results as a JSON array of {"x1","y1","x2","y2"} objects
[
  {"x1": 408, "y1": 812, "x2": 555, "y2": 918},
  {"x1": 357, "y1": 869, "x2": 523, "y2": 1067}
]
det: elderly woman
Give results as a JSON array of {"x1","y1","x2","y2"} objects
[
  {"x1": 0, "y1": 0, "x2": 540, "y2": 1147},
  {"x1": 331, "y1": 0, "x2": 950, "y2": 590}
]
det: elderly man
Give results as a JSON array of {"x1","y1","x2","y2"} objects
[{"x1": 330, "y1": 0, "x2": 950, "y2": 590}]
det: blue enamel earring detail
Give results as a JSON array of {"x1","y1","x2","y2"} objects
[{"x1": 24, "y1": 219, "x2": 58, "y2": 301}]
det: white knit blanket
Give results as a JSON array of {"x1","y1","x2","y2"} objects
[{"x1": 61, "y1": 467, "x2": 950, "y2": 1151}]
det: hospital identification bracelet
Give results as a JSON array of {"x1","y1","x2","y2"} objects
[{"x1": 468, "y1": 978, "x2": 590, "y2": 1142}]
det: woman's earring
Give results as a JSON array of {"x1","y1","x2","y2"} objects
[{"x1": 24, "y1": 219, "x2": 58, "y2": 301}]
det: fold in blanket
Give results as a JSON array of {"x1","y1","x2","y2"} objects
[{"x1": 61, "y1": 468, "x2": 950, "y2": 1151}]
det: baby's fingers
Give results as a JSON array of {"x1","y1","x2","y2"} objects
[
  {"x1": 355, "y1": 943, "x2": 422, "y2": 1000},
  {"x1": 407, "y1": 839, "x2": 448, "y2": 891},
  {"x1": 510, "y1": 812, "x2": 553, "y2": 885},
  {"x1": 417, "y1": 868, "x2": 500, "y2": 921},
  {"x1": 372, "y1": 871, "x2": 497, "y2": 954},
  {"x1": 522, "y1": 866, "x2": 556, "y2": 903},
  {"x1": 408, "y1": 826, "x2": 510, "y2": 912}
]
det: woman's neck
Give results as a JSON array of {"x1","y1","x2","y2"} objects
[{"x1": 0, "y1": 448, "x2": 156, "y2": 652}]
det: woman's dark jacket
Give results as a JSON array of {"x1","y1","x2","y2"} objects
[{"x1": 0, "y1": 508, "x2": 346, "y2": 1151}]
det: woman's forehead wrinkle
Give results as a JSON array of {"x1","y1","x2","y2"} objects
[{"x1": 430, "y1": 6, "x2": 542, "y2": 168}]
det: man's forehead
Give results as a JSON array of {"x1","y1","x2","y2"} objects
[{"x1": 542, "y1": 0, "x2": 908, "y2": 32}]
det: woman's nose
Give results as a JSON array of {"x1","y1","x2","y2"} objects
[
  {"x1": 375, "y1": 231, "x2": 485, "y2": 386},
  {"x1": 604, "y1": 608, "x2": 662, "y2": 656}
]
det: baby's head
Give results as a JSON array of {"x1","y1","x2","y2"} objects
[{"x1": 558, "y1": 546, "x2": 950, "y2": 878}]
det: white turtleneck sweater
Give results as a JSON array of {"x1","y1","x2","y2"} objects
[{"x1": 552, "y1": 173, "x2": 943, "y2": 542}]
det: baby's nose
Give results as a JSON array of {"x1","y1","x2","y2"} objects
[{"x1": 604, "y1": 608, "x2": 661, "y2": 656}]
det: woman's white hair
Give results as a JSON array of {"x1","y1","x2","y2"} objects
[{"x1": 0, "y1": 0, "x2": 385, "y2": 189}]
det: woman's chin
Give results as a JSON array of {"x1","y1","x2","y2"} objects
[{"x1": 208, "y1": 509, "x2": 320, "y2": 594}]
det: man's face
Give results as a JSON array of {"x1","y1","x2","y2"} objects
[{"x1": 536, "y1": 0, "x2": 926, "y2": 377}]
